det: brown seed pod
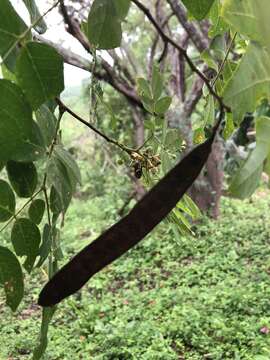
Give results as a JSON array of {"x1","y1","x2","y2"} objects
[{"x1": 38, "y1": 117, "x2": 222, "y2": 307}]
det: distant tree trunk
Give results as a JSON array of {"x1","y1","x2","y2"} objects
[
  {"x1": 59, "y1": 0, "x2": 226, "y2": 217},
  {"x1": 189, "y1": 136, "x2": 225, "y2": 219},
  {"x1": 169, "y1": 77, "x2": 225, "y2": 219}
]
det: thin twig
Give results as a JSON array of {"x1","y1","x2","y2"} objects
[
  {"x1": 0, "y1": 188, "x2": 43, "y2": 234},
  {"x1": 212, "y1": 32, "x2": 237, "y2": 87},
  {"x1": 130, "y1": 0, "x2": 230, "y2": 112},
  {"x1": 136, "y1": 133, "x2": 154, "y2": 151},
  {"x1": 55, "y1": 98, "x2": 135, "y2": 156}
]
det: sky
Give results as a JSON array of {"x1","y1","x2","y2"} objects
[{"x1": 10, "y1": 0, "x2": 90, "y2": 87}]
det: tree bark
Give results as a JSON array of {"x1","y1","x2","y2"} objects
[{"x1": 189, "y1": 135, "x2": 225, "y2": 219}]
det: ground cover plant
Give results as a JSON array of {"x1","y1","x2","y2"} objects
[
  {"x1": 1, "y1": 0, "x2": 270, "y2": 358},
  {"x1": 1, "y1": 183, "x2": 270, "y2": 359}
]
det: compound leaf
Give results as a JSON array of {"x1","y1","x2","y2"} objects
[
  {"x1": 11, "y1": 218, "x2": 41, "y2": 273},
  {"x1": 0, "y1": 246, "x2": 24, "y2": 311}
]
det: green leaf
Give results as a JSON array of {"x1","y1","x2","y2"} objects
[
  {"x1": 6, "y1": 161, "x2": 37, "y2": 198},
  {"x1": 114, "y1": 0, "x2": 130, "y2": 19},
  {"x1": 1, "y1": 62, "x2": 17, "y2": 81},
  {"x1": 11, "y1": 218, "x2": 41, "y2": 273},
  {"x1": 229, "y1": 116, "x2": 270, "y2": 198},
  {"x1": 171, "y1": 209, "x2": 193, "y2": 236},
  {"x1": 0, "y1": 246, "x2": 24, "y2": 311},
  {"x1": 35, "y1": 105, "x2": 57, "y2": 147},
  {"x1": 141, "y1": 95, "x2": 155, "y2": 114},
  {"x1": 22, "y1": 0, "x2": 47, "y2": 34},
  {"x1": 137, "y1": 78, "x2": 152, "y2": 99},
  {"x1": 0, "y1": 80, "x2": 34, "y2": 161},
  {"x1": 87, "y1": 0, "x2": 130, "y2": 49},
  {"x1": 164, "y1": 130, "x2": 183, "y2": 151},
  {"x1": 264, "y1": 153, "x2": 270, "y2": 178},
  {"x1": 28, "y1": 199, "x2": 45, "y2": 225},
  {"x1": 0, "y1": 162, "x2": 5, "y2": 173},
  {"x1": 210, "y1": 35, "x2": 226, "y2": 61},
  {"x1": 53, "y1": 145, "x2": 81, "y2": 186},
  {"x1": 182, "y1": 0, "x2": 216, "y2": 20},
  {"x1": 222, "y1": 113, "x2": 235, "y2": 140},
  {"x1": 49, "y1": 186, "x2": 62, "y2": 216},
  {"x1": 16, "y1": 42, "x2": 64, "y2": 109},
  {"x1": 0, "y1": 0, "x2": 27, "y2": 59},
  {"x1": 181, "y1": 194, "x2": 201, "y2": 220},
  {"x1": 12, "y1": 121, "x2": 46, "y2": 162},
  {"x1": 193, "y1": 128, "x2": 206, "y2": 144},
  {"x1": 154, "y1": 96, "x2": 172, "y2": 115},
  {"x1": 223, "y1": 43, "x2": 270, "y2": 124},
  {"x1": 3, "y1": 47, "x2": 20, "y2": 73},
  {"x1": 151, "y1": 65, "x2": 163, "y2": 100},
  {"x1": 208, "y1": 0, "x2": 229, "y2": 37},
  {"x1": 203, "y1": 96, "x2": 215, "y2": 127},
  {"x1": 47, "y1": 158, "x2": 73, "y2": 213},
  {"x1": 201, "y1": 50, "x2": 218, "y2": 71},
  {"x1": 222, "y1": 0, "x2": 270, "y2": 51},
  {"x1": 36, "y1": 224, "x2": 52, "y2": 268},
  {"x1": 0, "y1": 180, "x2": 15, "y2": 222},
  {"x1": 161, "y1": 150, "x2": 172, "y2": 174},
  {"x1": 229, "y1": 163, "x2": 263, "y2": 199}
]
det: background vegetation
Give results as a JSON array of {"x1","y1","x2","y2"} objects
[
  {"x1": 1, "y1": 0, "x2": 270, "y2": 359},
  {"x1": 1, "y1": 165, "x2": 270, "y2": 359},
  {"x1": 1, "y1": 94, "x2": 270, "y2": 359}
]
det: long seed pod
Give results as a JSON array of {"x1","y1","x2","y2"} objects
[{"x1": 38, "y1": 117, "x2": 222, "y2": 307}]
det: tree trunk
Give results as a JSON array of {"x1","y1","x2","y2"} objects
[
  {"x1": 188, "y1": 135, "x2": 225, "y2": 219},
  {"x1": 168, "y1": 71, "x2": 225, "y2": 219}
]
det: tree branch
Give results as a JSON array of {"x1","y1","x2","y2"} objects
[
  {"x1": 34, "y1": 34, "x2": 91, "y2": 71},
  {"x1": 58, "y1": 0, "x2": 143, "y2": 108},
  {"x1": 166, "y1": 0, "x2": 209, "y2": 52},
  {"x1": 130, "y1": 0, "x2": 229, "y2": 112}
]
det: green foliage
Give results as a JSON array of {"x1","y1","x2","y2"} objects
[
  {"x1": 28, "y1": 199, "x2": 45, "y2": 225},
  {"x1": 6, "y1": 161, "x2": 38, "y2": 198},
  {"x1": 47, "y1": 157, "x2": 74, "y2": 215},
  {"x1": 0, "y1": 80, "x2": 34, "y2": 161},
  {"x1": 208, "y1": 1, "x2": 229, "y2": 37},
  {"x1": 0, "y1": 246, "x2": 23, "y2": 311},
  {"x1": 229, "y1": 117, "x2": 270, "y2": 198},
  {"x1": 86, "y1": 0, "x2": 130, "y2": 49},
  {"x1": 22, "y1": 0, "x2": 47, "y2": 35},
  {"x1": 222, "y1": 0, "x2": 270, "y2": 51},
  {"x1": 35, "y1": 104, "x2": 57, "y2": 147},
  {"x1": 182, "y1": 0, "x2": 216, "y2": 20},
  {"x1": 36, "y1": 223, "x2": 52, "y2": 268},
  {"x1": 11, "y1": 218, "x2": 41, "y2": 273},
  {"x1": 223, "y1": 113, "x2": 235, "y2": 140},
  {"x1": 1, "y1": 0, "x2": 270, "y2": 357},
  {"x1": 0, "y1": 0, "x2": 27, "y2": 59},
  {"x1": 53, "y1": 145, "x2": 82, "y2": 186},
  {"x1": 223, "y1": 43, "x2": 270, "y2": 124},
  {"x1": 0, "y1": 179, "x2": 15, "y2": 222},
  {"x1": 16, "y1": 42, "x2": 64, "y2": 109},
  {"x1": 1, "y1": 195, "x2": 270, "y2": 358},
  {"x1": 137, "y1": 65, "x2": 172, "y2": 116}
]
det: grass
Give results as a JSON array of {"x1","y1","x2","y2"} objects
[
  {"x1": 1, "y1": 95, "x2": 270, "y2": 359},
  {"x1": 1, "y1": 182, "x2": 270, "y2": 359}
]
